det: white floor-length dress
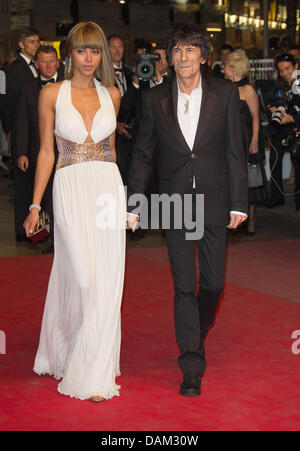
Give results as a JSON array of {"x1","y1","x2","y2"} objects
[{"x1": 33, "y1": 79, "x2": 126, "y2": 400}]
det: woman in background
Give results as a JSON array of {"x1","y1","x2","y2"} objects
[{"x1": 225, "y1": 49, "x2": 267, "y2": 235}]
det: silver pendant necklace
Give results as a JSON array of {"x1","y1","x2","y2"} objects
[{"x1": 184, "y1": 99, "x2": 189, "y2": 114}]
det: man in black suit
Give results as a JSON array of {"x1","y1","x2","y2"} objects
[
  {"x1": 153, "y1": 44, "x2": 169, "y2": 85},
  {"x1": 1, "y1": 28, "x2": 40, "y2": 136},
  {"x1": 15, "y1": 45, "x2": 63, "y2": 252},
  {"x1": 108, "y1": 35, "x2": 138, "y2": 186},
  {"x1": 1, "y1": 28, "x2": 40, "y2": 240},
  {"x1": 127, "y1": 23, "x2": 248, "y2": 397}
]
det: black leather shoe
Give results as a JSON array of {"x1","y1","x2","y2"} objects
[
  {"x1": 180, "y1": 376, "x2": 201, "y2": 397},
  {"x1": 129, "y1": 228, "x2": 146, "y2": 241},
  {"x1": 42, "y1": 244, "x2": 54, "y2": 255}
]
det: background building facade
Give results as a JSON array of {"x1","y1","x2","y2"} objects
[{"x1": 1, "y1": 0, "x2": 300, "y2": 65}]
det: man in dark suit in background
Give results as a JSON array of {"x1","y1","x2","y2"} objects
[
  {"x1": 127, "y1": 23, "x2": 248, "y2": 397},
  {"x1": 15, "y1": 45, "x2": 63, "y2": 252},
  {"x1": 1, "y1": 28, "x2": 40, "y2": 241},
  {"x1": 1, "y1": 28, "x2": 40, "y2": 136},
  {"x1": 152, "y1": 43, "x2": 170, "y2": 86},
  {"x1": 108, "y1": 34, "x2": 138, "y2": 186}
]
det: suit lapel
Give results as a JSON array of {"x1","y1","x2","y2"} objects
[
  {"x1": 160, "y1": 76, "x2": 191, "y2": 153},
  {"x1": 37, "y1": 76, "x2": 43, "y2": 91},
  {"x1": 160, "y1": 73, "x2": 218, "y2": 154},
  {"x1": 192, "y1": 72, "x2": 218, "y2": 151},
  {"x1": 18, "y1": 55, "x2": 35, "y2": 80}
]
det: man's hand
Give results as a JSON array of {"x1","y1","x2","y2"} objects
[
  {"x1": 227, "y1": 213, "x2": 247, "y2": 230},
  {"x1": 281, "y1": 112, "x2": 294, "y2": 124},
  {"x1": 117, "y1": 122, "x2": 133, "y2": 139},
  {"x1": 249, "y1": 139, "x2": 258, "y2": 154},
  {"x1": 17, "y1": 156, "x2": 29, "y2": 172},
  {"x1": 126, "y1": 213, "x2": 139, "y2": 232},
  {"x1": 116, "y1": 121, "x2": 125, "y2": 135}
]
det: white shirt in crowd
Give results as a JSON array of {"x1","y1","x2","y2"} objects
[
  {"x1": 40, "y1": 72, "x2": 58, "y2": 86},
  {"x1": 113, "y1": 62, "x2": 127, "y2": 97}
]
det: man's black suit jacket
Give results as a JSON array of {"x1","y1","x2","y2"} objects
[
  {"x1": 127, "y1": 70, "x2": 248, "y2": 227},
  {"x1": 117, "y1": 65, "x2": 138, "y2": 124},
  {"x1": 15, "y1": 78, "x2": 41, "y2": 166},
  {"x1": 1, "y1": 55, "x2": 36, "y2": 135},
  {"x1": 15, "y1": 75, "x2": 64, "y2": 166}
]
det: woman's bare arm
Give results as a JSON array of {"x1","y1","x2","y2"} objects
[
  {"x1": 242, "y1": 84, "x2": 260, "y2": 154},
  {"x1": 107, "y1": 86, "x2": 121, "y2": 163},
  {"x1": 23, "y1": 84, "x2": 59, "y2": 236}
]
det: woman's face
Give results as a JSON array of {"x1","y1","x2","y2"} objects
[
  {"x1": 224, "y1": 62, "x2": 234, "y2": 81},
  {"x1": 71, "y1": 47, "x2": 101, "y2": 77}
]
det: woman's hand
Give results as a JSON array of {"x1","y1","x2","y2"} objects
[
  {"x1": 23, "y1": 209, "x2": 39, "y2": 238},
  {"x1": 126, "y1": 213, "x2": 139, "y2": 232},
  {"x1": 249, "y1": 139, "x2": 258, "y2": 154}
]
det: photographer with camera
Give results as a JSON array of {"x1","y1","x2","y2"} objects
[
  {"x1": 108, "y1": 35, "x2": 138, "y2": 187},
  {"x1": 267, "y1": 53, "x2": 300, "y2": 210},
  {"x1": 153, "y1": 44, "x2": 169, "y2": 85},
  {"x1": 129, "y1": 41, "x2": 169, "y2": 240},
  {"x1": 132, "y1": 40, "x2": 169, "y2": 90}
]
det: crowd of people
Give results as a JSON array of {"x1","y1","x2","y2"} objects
[
  {"x1": 0, "y1": 29, "x2": 173, "y2": 247},
  {"x1": 1, "y1": 27, "x2": 300, "y2": 247}
]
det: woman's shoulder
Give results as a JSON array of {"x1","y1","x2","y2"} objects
[
  {"x1": 239, "y1": 83, "x2": 256, "y2": 95},
  {"x1": 39, "y1": 80, "x2": 65, "y2": 107},
  {"x1": 103, "y1": 85, "x2": 121, "y2": 110},
  {"x1": 41, "y1": 80, "x2": 65, "y2": 95},
  {"x1": 239, "y1": 83, "x2": 257, "y2": 100},
  {"x1": 105, "y1": 85, "x2": 121, "y2": 101}
]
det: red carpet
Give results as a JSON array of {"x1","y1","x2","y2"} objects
[{"x1": 0, "y1": 241, "x2": 300, "y2": 431}]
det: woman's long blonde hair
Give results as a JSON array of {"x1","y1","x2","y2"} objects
[{"x1": 64, "y1": 21, "x2": 115, "y2": 87}]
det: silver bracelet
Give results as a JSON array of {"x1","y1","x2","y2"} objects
[{"x1": 29, "y1": 204, "x2": 41, "y2": 212}]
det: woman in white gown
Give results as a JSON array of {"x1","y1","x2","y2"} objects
[{"x1": 24, "y1": 22, "x2": 126, "y2": 402}]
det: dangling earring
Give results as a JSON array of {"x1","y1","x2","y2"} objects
[{"x1": 67, "y1": 57, "x2": 72, "y2": 74}]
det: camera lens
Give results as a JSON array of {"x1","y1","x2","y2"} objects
[
  {"x1": 136, "y1": 60, "x2": 155, "y2": 79},
  {"x1": 142, "y1": 64, "x2": 150, "y2": 74}
]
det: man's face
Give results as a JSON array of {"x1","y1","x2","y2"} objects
[
  {"x1": 154, "y1": 49, "x2": 168, "y2": 75},
  {"x1": 19, "y1": 34, "x2": 40, "y2": 59},
  {"x1": 221, "y1": 49, "x2": 231, "y2": 65},
  {"x1": 172, "y1": 42, "x2": 205, "y2": 82},
  {"x1": 277, "y1": 61, "x2": 297, "y2": 84},
  {"x1": 108, "y1": 37, "x2": 124, "y2": 66},
  {"x1": 35, "y1": 52, "x2": 59, "y2": 79}
]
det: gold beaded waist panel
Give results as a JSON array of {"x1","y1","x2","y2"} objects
[{"x1": 55, "y1": 135, "x2": 114, "y2": 170}]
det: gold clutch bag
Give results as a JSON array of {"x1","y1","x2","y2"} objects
[{"x1": 29, "y1": 211, "x2": 50, "y2": 242}]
